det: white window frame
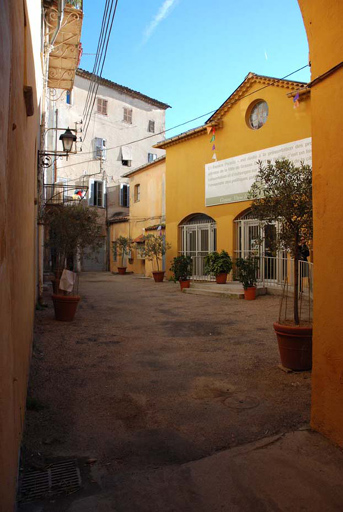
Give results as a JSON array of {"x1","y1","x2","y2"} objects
[
  {"x1": 148, "y1": 153, "x2": 157, "y2": 163},
  {"x1": 94, "y1": 137, "x2": 107, "y2": 160},
  {"x1": 88, "y1": 178, "x2": 106, "y2": 207},
  {"x1": 134, "y1": 184, "x2": 140, "y2": 203}
]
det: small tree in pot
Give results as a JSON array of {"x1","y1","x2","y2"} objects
[
  {"x1": 248, "y1": 158, "x2": 313, "y2": 369},
  {"x1": 170, "y1": 255, "x2": 193, "y2": 290},
  {"x1": 139, "y1": 234, "x2": 171, "y2": 282},
  {"x1": 235, "y1": 256, "x2": 259, "y2": 300},
  {"x1": 204, "y1": 250, "x2": 233, "y2": 284},
  {"x1": 44, "y1": 204, "x2": 102, "y2": 320},
  {"x1": 112, "y1": 236, "x2": 133, "y2": 274}
]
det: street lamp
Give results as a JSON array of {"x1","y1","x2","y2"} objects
[{"x1": 59, "y1": 127, "x2": 77, "y2": 153}]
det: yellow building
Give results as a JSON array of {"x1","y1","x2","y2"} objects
[
  {"x1": 155, "y1": 73, "x2": 311, "y2": 278},
  {"x1": 109, "y1": 156, "x2": 166, "y2": 276}
]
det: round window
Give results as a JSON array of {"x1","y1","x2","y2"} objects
[{"x1": 248, "y1": 101, "x2": 268, "y2": 130}]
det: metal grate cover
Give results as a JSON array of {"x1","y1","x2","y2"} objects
[{"x1": 19, "y1": 459, "x2": 81, "y2": 503}]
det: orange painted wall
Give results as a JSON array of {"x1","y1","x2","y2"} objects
[
  {"x1": 298, "y1": 0, "x2": 343, "y2": 446},
  {"x1": 110, "y1": 158, "x2": 166, "y2": 277},
  {"x1": 165, "y1": 80, "x2": 311, "y2": 276},
  {"x1": 0, "y1": 1, "x2": 41, "y2": 509}
]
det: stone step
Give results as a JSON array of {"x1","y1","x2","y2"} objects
[
  {"x1": 183, "y1": 287, "x2": 245, "y2": 299},
  {"x1": 183, "y1": 282, "x2": 267, "y2": 299}
]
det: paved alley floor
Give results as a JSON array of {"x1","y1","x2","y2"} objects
[{"x1": 19, "y1": 273, "x2": 343, "y2": 511}]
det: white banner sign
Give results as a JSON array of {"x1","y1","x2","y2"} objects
[{"x1": 205, "y1": 137, "x2": 312, "y2": 206}]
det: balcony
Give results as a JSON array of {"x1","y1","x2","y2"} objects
[
  {"x1": 44, "y1": 184, "x2": 88, "y2": 205},
  {"x1": 44, "y1": 1, "x2": 83, "y2": 90}
]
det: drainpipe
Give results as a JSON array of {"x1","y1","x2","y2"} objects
[{"x1": 49, "y1": 0, "x2": 66, "y2": 47}]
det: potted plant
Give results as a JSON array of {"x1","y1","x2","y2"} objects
[
  {"x1": 235, "y1": 256, "x2": 259, "y2": 300},
  {"x1": 44, "y1": 204, "x2": 102, "y2": 321},
  {"x1": 112, "y1": 236, "x2": 133, "y2": 274},
  {"x1": 139, "y1": 234, "x2": 171, "y2": 282},
  {"x1": 204, "y1": 250, "x2": 233, "y2": 284},
  {"x1": 170, "y1": 255, "x2": 193, "y2": 290},
  {"x1": 249, "y1": 158, "x2": 313, "y2": 370}
]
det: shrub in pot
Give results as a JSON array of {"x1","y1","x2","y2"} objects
[
  {"x1": 204, "y1": 250, "x2": 233, "y2": 284},
  {"x1": 139, "y1": 234, "x2": 171, "y2": 282},
  {"x1": 249, "y1": 158, "x2": 313, "y2": 370},
  {"x1": 235, "y1": 256, "x2": 259, "y2": 300},
  {"x1": 44, "y1": 204, "x2": 102, "y2": 321},
  {"x1": 112, "y1": 236, "x2": 133, "y2": 274},
  {"x1": 170, "y1": 255, "x2": 193, "y2": 290}
]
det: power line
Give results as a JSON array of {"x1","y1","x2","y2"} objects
[
  {"x1": 58, "y1": 63, "x2": 310, "y2": 170},
  {"x1": 83, "y1": 0, "x2": 120, "y2": 142}
]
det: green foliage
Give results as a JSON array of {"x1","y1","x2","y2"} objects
[
  {"x1": 139, "y1": 234, "x2": 171, "y2": 271},
  {"x1": 248, "y1": 158, "x2": 313, "y2": 324},
  {"x1": 44, "y1": 204, "x2": 102, "y2": 270},
  {"x1": 235, "y1": 257, "x2": 259, "y2": 290},
  {"x1": 204, "y1": 250, "x2": 233, "y2": 276},
  {"x1": 112, "y1": 236, "x2": 133, "y2": 267},
  {"x1": 170, "y1": 255, "x2": 193, "y2": 282},
  {"x1": 248, "y1": 159, "x2": 312, "y2": 257}
]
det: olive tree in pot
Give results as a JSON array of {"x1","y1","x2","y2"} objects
[
  {"x1": 170, "y1": 255, "x2": 193, "y2": 290},
  {"x1": 204, "y1": 250, "x2": 233, "y2": 284},
  {"x1": 44, "y1": 204, "x2": 102, "y2": 321},
  {"x1": 112, "y1": 236, "x2": 133, "y2": 274},
  {"x1": 139, "y1": 234, "x2": 171, "y2": 282},
  {"x1": 235, "y1": 256, "x2": 259, "y2": 300},
  {"x1": 249, "y1": 158, "x2": 313, "y2": 370}
]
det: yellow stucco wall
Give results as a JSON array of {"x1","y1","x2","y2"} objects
[
  {"x1": 165, "y1": 79, "x2": 311, "y2": 276},
  {"x1": 0, "y1": 1, "x2": 41, "y2": 508},
  {"x1": 298, "y1": 0, "x2": 343, "y2": 447},
  {"x1": 110, "y1": 158, "x2": 165, "y2": 277}
]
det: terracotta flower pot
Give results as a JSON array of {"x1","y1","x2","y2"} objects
[
  {"x1": 215, "y1": 273, "x2": 227, "y2": 284},
  {"x1": 244, "y1": 286, "x2": 256, "y2": 300},
  {"x1": 273, "y1": 322, "x2": 312, "y2": 370},
  {"x1": 179, "y1": 279, "x2": 190, "y2": 290},
  {"x1": 152, "y1": 271, "x2": 165, "y2": 282},
  {"x1": 117, "y1": 267, "x2": 127, "y2": 275},
  {"x1": 52, "y1": 294, "x2": 80, "y2": 322}
]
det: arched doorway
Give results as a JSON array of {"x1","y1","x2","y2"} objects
[
  {"x1": 234, "y1": 209, "x2": 287, "y2": 283},
  {"x1": 179, "y1": 213, "x2": 217, "y2": 278}
]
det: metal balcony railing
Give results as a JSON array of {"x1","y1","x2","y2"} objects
[
  {"x1": 44, "y1": 184, "x2": 88, "y2": 205},
  {"x1": 67, "y1": 0, "x2": 83, "y2": 9}
]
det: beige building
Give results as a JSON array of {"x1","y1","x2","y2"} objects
[{"x1": 110, "y1": 156, "x2": 166, "y2": 276}]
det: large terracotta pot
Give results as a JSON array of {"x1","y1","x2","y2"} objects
[
  {"x1": 273, "y1": 322, "x2": 312, "y2": 370},
  {"x1": 179, "y1": 279, "x2": 190, "y2": 290},
  {"x1": 52, "y1": 294, "x2": 80, "y2": 322},
  {"x1": 153, "y1": 271, "x2": 165, "y2": 282},
  {"x1": 215, "y1": 273, "x2": 227, "y2": 284},
  {"x1": 244, "y1": 286, "x2": 256, "y2": 300},
  {"x1": 117, "y1": 267, "x2": 127, "y2": 275}
]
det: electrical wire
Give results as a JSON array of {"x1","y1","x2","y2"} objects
[
  {"x1": 83, "y1": 0, "x2": 120, "y2": 142},
  {"x1": 59, "y1": 62, "x2": 309, "y2": 171}
]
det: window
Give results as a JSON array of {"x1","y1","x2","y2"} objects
[
  {"x1": 121, "y1": 145, "x2": 132, "y2": 167},
  {"x1": 123, "y1": 107, "x2": 132, "y2": 124},
  {"x1": 148, "y1": 153, "x2": 157, "y2": 163},
  {"x1": 66, "y1": 90, "x2": 72, "y2": 105},
  {"x1": 134, "y1": 184, "x2": 140, "y2": 202},
  {"x1": 93, "y1": 180, "x2": 103, "y2": 207},
  {"x1": 94, "y1": 138, "x2": 106, "y2": 160},
  {"x1": 248, "y1": 100, "x2": 268, "y2": 130},
  {"x1": 120, "y1": 184, "x2": 130, "y2": 207},
  {"x1": 97, "y1": 98, "x2": 108, "y2": 115},
  {"x1": 148, "y1": 120, "x2": 155, "y2": 133}
]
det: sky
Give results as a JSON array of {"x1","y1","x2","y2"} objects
[{"x1": 79, "y1": 0, "x2": 310, "y2": 138}]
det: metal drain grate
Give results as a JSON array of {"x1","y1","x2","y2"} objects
[{"x1": 19, "y1": 459, "x2": 81, "y2": 502}]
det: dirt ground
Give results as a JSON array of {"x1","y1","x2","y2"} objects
[{"x1": 21, "y1": 273, "x2": 311, "y2": 508}]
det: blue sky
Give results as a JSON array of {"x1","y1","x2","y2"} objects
[{"x1": 79, "y1": 0, "x2": 310, "y2": 138}]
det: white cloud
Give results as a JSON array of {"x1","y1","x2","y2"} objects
[{"x1": 143, "y1": 0, "x2": 178, "y2": 44}]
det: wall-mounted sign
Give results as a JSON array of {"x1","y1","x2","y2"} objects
[{"x1": 205, "y1": 137, "x2": 312, "y2": 207}]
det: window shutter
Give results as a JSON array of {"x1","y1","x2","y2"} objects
[
  {"x1": 89, "y1": 180, "x2": 95, "y2": 206},
  {"x1": 120, "y1": 185, "x2": 124, "y2": 207},
  {"x1": 102, "y1": 139, "x2": 107, "y2": 160},
  {"x1": 127, "y1": 185, "x2": 130, "y2": 207}
]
